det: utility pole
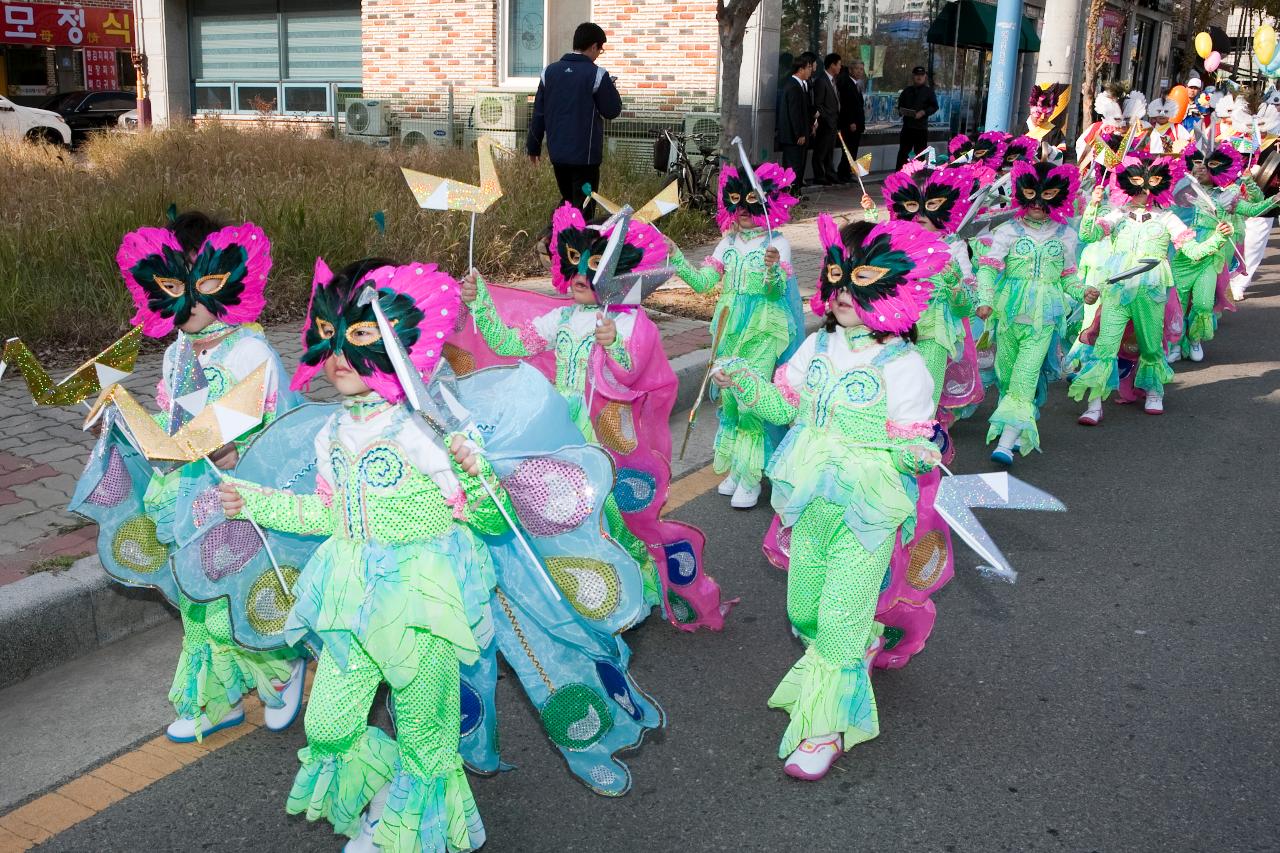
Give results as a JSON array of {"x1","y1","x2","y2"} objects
[{"x1": 983, "y1": 0, "x2": 1024, "y2": 130}]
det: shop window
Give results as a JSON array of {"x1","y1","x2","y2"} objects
[
  {"x1": 191, "y1": 0, "x2": 359, "y2": 116},
  {"x1": 282, "y1": 82, "x2": 328, "y2": 114},
  {"x1": 284, "y1": 13, "x2": 360, "y2": 80},
  {"x1": 192, "y1": 16, "x2": 281, "y2": 80},
  {"x1": 235, "y1": 82, "x2": 280, "y2": 113},
  {"x1": 195, "y1": 83, "x2": 233, "y2": 112},
  {"x1": 505, "y1": 0, "x2": 545, "y2": 81}
]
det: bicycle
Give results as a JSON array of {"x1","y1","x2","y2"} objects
[{"x1": 653, "y1": 128, "x2": 721, "y2": 213}]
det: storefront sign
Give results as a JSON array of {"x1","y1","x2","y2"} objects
[
  {"x1": 1, "y1": 2, "x2": 132, "y2": 48},
  {"x1": 1096, "y1": 9, "x2": 1126, "y2": 65},
  {"x1": 84, "y1": 47, "x2": 117, "y2": 90}
]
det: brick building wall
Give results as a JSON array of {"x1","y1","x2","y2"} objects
[
  {"x1": 589, "y1": 0, "x2": 719, "y2": 112},
  {"x1": 359, "y1": 0, "x2": 719, "y2": 115},
  {"x1": 362, "y1": 0, "x2": 498, "y2": 111}
]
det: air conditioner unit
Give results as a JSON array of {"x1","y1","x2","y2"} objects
[
  {"x1": 607, "y1": 137, "x2": 657, "y2": 172},
  {"x1": 683, "y1": 112, "x2": 722, "y2": 142},
  {"x1": 465, "y1": 89, "x2": 530, "y2": 149},
  {"x1": 401, "y1": 119, "x2": 455, "y2": 147},
  {"x1": 345, "y1": 99, "x2": 389, "y2": 137}
]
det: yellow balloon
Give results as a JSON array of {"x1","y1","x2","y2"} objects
[
  {"x1": 1256, "y1": 24, "x2": 1277, "y2": 66},
  {"x1": 1196, "y1": 31, "x2": 1213, "y2": 59}
]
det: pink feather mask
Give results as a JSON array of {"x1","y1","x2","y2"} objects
[
  {"x1": 548, "y1": 202, "x2": 667, "y2": 295},
  {"x1": 117, "y1": 221, "x2": 272, "y2": 338},
  {"x1": 291, "y1": 258, "x2": 461, "y2": 404},
  {"x1": 810, "y1": 214, "x2": 949, "y2": 333}
]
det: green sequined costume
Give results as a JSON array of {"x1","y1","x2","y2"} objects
[
  {"x1": 1069, "y1": 203, "x2": 1225, "y2": 402},
  {"x1": 1171, "y1": 177, "x2": 1271, "y2": 350},
  {"x1": 232, "y1": 398, "x2": 508, "y2": 852},
  {"x1": 915, "y1": 241, "x2": 976, "y2": 407},
  {"x1": 145, "y1": 323, "x2": 299, "y2": 728},
  {"x1": 468, "y1": 275, "x2": 661, "y2": 607},
  {"x1": 718, "y1": 329, "x2": 937, "y2": 758},
  {"x1": 670, "y1": 229, "x2": 796, "y2": 490},
  {"x1": 976, "y1": 219, "x2": 1082, "y2": 453}
]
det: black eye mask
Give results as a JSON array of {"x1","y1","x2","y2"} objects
[
  {"x1": 298, "y1": 275, "x2": 425, "y2": 379},
  {"x1": 127, "y1": 241, "x2": 250, "y2": 328},
  {"x1": 554, "y1": 226, "x2": 643, "y2": 284},
  {"x1": 720, "y1": 174, "x2": 767, "y2": 218}
]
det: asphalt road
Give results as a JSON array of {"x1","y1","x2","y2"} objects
[{"x1": 11, "y1": 281, "x2": 1280, "y2": 853}]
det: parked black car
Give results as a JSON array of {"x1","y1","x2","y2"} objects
[{"x1": 39, "y1": 90, "x2": 136, "y2": 143}]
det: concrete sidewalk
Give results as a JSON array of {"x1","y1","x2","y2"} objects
[{"x1": 0, "y1": 184, "x2": 862, "y2": 688}]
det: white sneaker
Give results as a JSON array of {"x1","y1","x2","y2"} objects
[
  {"x1": 166, "y1": 704, "x2": 245, "y2": 743},
  {"x1": 1189, "y1": 342, "x2": 1204, "y2": 362},
  {"x1": 343, "y1": 782, "x2": 391, "y2": 853},
  {"x1": 1144, "y1": 395, "x2": 1164, "y2": 415},
  {"x1": 264, "y1": 657, "x2": 307, "y2": 732},
  {"x1": 717, "y1": 475, "x2": 739, "y2": 496},
  {"x1": 990, "y1": 425, "x2": 1018, "y2": 466},
  {"x1": 1078, "y1": 400, "x2": 1103, "y2": 426},
  {"x1": 1231, "y1": 283, "x2": 1247, "y2": 302},
  {"x1": 730, "y1": 482, "x2": 760, "y2": 509},
  {"x1": 783, "y1": 732, "x2": 843, "y2": 781},
  {"x1": 1166, "y1": 349, "x2": 1181, "y2": 364}
]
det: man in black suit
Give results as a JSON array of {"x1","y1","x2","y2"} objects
[
  {"x1": 810, "y1": 53, "x2": 842, "y2": 186},
  {"x1": 776, "y1": 51, "x2": 817, "y2": 189},
  {"x1": 836, "y1": 59, "x2": 866, "y2": 184}
]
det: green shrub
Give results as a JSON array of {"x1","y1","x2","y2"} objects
[{"x1": 0, "y1": 122, "x2": 714, "y2": 352}]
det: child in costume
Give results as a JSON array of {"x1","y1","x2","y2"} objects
[
  {"x1": 668, "y1": 162, "x2": 804, "y2": 509},
  {"x1": 874, "y1": 166, "x2": 978, "y2": 409},
  {"x1": 114, "y1": 211, "x2": 306, "y2": 742},
  {"x1": 1069, "y1": 154, "x2": 1231, "y2": 421},
  {"x1": 455, "y1": 203, "x2": 734, "y2": 631},
  {"x1": 458, "y1": 204, "x2": 664, "y2": 614},
  {"x1": 1171, "y1": 141, "x2": 1265, "y2": 362},
  {"x1": 218, "y1": 258, "x2": 499, "y2": 853},
  {"x1": 711, "y1": 215, "x2": 948, "y2": 780},
  {"x1": 975, "y1": 160, "x2": 1084, "y2": 464}
]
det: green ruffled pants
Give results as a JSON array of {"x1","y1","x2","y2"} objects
[
  {"x1": 768, "y1": 499, "x2": 892, "y2": 758},
  {"x1": 170, "y1": 593, "x2": 296, "y2": 731},
  {"x1": 1069, "y1": 292, "x2": 1173, "y2": 402},
  {"x1": 290, "y1": 630, "x2": 484, "y2": 852},
  {"x1": 987, "y1": 322, "x2": 1055, "y2": 454},
  {"x1": 1174, "y1": 262, "x2": 1219, "y2": 349}
]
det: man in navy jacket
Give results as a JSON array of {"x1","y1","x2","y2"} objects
[{"x1": 527, "y1": 22, "x2": 623, "y2": 219}]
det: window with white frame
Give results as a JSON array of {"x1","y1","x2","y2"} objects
[
  {"x1": 190, "y1": 0, "x2": 359, "y2": 116},
  {"x1": 499, "y1": 0, "x2": 592, "y2": 88}
]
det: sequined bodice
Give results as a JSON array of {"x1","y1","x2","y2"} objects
[
  {"x1": 794, "y1": 353, "x2": 890, "y2": 442},
  {"x1": 553, "y1": 316, "x2": 596, "y2": 395},
  {"x1": 328, "y1": 437, "x2": 454, "y2": 544}
]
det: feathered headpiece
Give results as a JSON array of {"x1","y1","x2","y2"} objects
[
  {"x1": 1183, "y1": 142, "x2": 1244, "y2": 187},
  {"x1": 1095, "y1": 84, "x2": 1125, "y2": 123},
  {"x1": 1111, "y1": 153, "x2": 1184, "y2": 207},
  {"x1": 810, "y1": 215, "x2": 949, "y2": 333},
  {"x1": 1122, "y1": 91, "x2": 1148, "y2": 122},
  {"x1": 291, "y1": 259, "x2": 460, "y2": 404},
  {"x1": 1002, "y1": 135, "x2": 1040, "y2": 170},
  {"x1": 716, "y1": 162, "x2": 798, "y2": 231},
  {"x1": 117, "y1": 222, "x2": 271, "y2": 338},
  {"x1": 881, "y1": 166, "x2": 974, "y2": 233},
  {"x1": 1010, "y1": 161, "x2": 1079, "y2": 224},
  {"x1": 1028, "y1": 83, "x2": 1070, "y2": 125},
  {"x1": 548, "y1": 202, "x2": 666, "y2": 295},
  {"x1": 948, "y1": 131, "x2": 1007, "y2": 172}
]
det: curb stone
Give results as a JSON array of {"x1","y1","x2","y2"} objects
[{"x1": 0, "y1": 556, "x2": 176, "y2": 690}]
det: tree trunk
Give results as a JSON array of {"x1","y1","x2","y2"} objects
[
  {"x1": 1081, "y1": 0, "x2": 1108, "y2": 123},
  {"x1": 718, "y1": 0, "x2": 762, "y2": 156}
]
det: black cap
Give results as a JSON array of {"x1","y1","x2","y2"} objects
[{"x1": 913, "y1": 66, "x2": 927, "y2": 74}]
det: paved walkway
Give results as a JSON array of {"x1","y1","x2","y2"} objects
[{"x1": 0, "y1": 184, "x2": 861, "y2": 583}]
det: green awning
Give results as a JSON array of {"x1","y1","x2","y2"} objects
[{"x1": 927, "y1": 0, "x2": 1042, "y2": 53}]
